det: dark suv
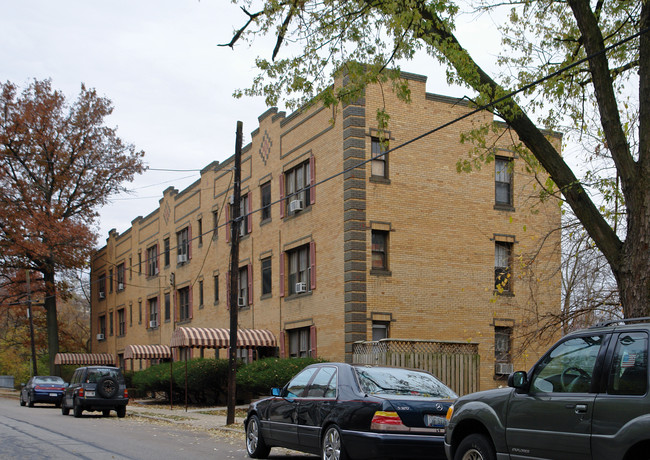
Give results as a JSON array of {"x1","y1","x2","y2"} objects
[
  {"x1": 61, "y1": 366, "x2": 128, "y2": 418},
  {"x1": 445, "y1": 318, "x2": 650, "y2": 460}
]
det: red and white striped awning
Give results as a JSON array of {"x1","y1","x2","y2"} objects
[
  {"x1": 54, "y1": 353, "x2": 115, "y2": 366},
  {"x1": 124, "y1": 344, "x2": 171, "y2": 360},
  {"x1": 170, "y1": 327, "x2": 276, "y2": 349}
]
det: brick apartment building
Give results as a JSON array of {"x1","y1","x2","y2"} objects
[{"x1": 90, "y1": 71, "x2": 562, "y2": 391}]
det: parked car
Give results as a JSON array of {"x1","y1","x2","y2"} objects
[
  {"x1": 445, "y1": 317, "x2": 650, "y2": 460},
  {"x1": 20, "y1": 376, "x2": 67, "y2": 407},
  {"x1": 61, "y1": 366, "x2": 128, "y2": 418},
  {"x1": 244, "y1": 362, "x2": 456, "y2": 460}
]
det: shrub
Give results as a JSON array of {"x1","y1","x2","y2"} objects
[{"x1": 236, "y1": 357, "x2": 324, "y2": 396}]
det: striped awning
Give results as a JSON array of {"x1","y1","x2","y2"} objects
[
  {"x1": 54, "y1": 353, "x2": 115, "y2": 366},
  {"x1": 124, "y1": 344, "x2": 171, "y2": 360},
  {"x1": 170, "y1": 327, "x2": 276, "y2": 349}
]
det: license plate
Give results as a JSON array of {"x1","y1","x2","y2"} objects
[
  {"x1": 86, "y1": 391, "x2": 95, "y2": 397},
  {"x1": 425, "y1": 414, "x2": 447, "y2": 428},
  {"x1": 49, "y1": 393, "x2": 58, "y2": 397}
]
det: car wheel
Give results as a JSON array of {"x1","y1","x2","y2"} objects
[
  {"x1": 97, "y1": 376, "x2": 119, "y2": 398},
  {"x1": 116, "y1": 406, "x2": 126, "y2": 418},
  {"x1": 322, "y1": 425, "x2": 348, "y2": 460},
  {"x1": 454, "y1": 434, "x2": 496, "y2": 460},
  {"x1": 73, "y1": 399, "x2": 83, "y2": 418},
  {"x1": 20, "y1": 394, "x2": 26, "y2": 407},
  {"x1": 61, "y1": 403, "x2": 70, "y2": 416},
  {"x1": 27, "y1": 394, "x2": 34, "y2": 408},
  {"x1": 102, "y1": 409, "x2": 110, "y2": 417},
  {"x1": 245, "y1": 415, "x2": 270, "y2": 459}
]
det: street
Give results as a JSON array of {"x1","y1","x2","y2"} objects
[{"x1": 0, "y1": 397, "x2": 317, "y2": 460}]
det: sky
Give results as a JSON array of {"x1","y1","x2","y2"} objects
[{"x1": 1, "y1": 0, "x2": 503, "y2": 245}]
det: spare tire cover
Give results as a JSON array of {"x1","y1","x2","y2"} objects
[{"x1": 97, "y1": 376, "x2": 118, "y2": 398}]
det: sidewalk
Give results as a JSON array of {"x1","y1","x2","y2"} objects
[{"x1": 0, "y1": 388, "x2": 246, "y2": 434}]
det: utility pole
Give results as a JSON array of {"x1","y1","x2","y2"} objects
[
  {"x1": 26, "y1": 270, "x2": 38, "y2": 377},
  {"x1": 227, "y1": 121, "x2": 243, "y2": 425}
]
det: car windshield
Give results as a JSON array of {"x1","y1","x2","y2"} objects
[
  {"x1": 86, "y1": 368, "x2": 123, "y2": 383},
  {"x1": 33, "y1": 376, "x2": 65, "y2": 384},
  {"x1": 354, "y1": 367, "x2": 457, "y2": 398}
]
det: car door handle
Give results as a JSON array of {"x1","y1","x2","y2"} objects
[{"x1": 574, "y1": 404, "x2": 588, "y2": 414}]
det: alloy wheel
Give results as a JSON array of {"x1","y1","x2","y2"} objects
[{"x1": 322, "y1": 427, "x2": 341, "y2": 460}]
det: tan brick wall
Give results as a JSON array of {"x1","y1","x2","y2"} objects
[{"x1": 90, "y1": 71, "x2": 561, "y2": 390}]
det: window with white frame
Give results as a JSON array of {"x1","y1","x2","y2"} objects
[
  {"x1": 495, "y1": 157, "x2": 513, "y2": 207},
  {"x1": 238, "y1": 266, "x2": 249, "y2": 308},
  {"x1": 288, "y1": 245, "x2": 310, "y2": 295},
  {"x1": 117, "y1": 264, "x2": 125, "y2": 291},
  {"x1": 289, "y1": 327, "x2": 311, "y2": 358},
  {"x1": 148, "y1": 297, "x2": 158, "y2": 327},
  {"x1": 285, "y1": 161, "x2": 311, "y2": 214},
  {"x1": 177, "y1": 227, "x2": 189, "y2": 263},
  {"x1": 371, "y1": 137, "x2": 388, "y2": 178},
  {"x1": 495, "y1": 241, "x2": 513, "y2": 292},
  {"x1": 147, "y1": 244, "x2": 158, "y2": 276}
]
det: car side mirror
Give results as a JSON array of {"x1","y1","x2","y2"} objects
[
  {"x1": 508, "y1": 371, "x2": 529, "y2": 390},
  {"x1": 271, "y1": 387, "x2": 281, "y2": 396}
]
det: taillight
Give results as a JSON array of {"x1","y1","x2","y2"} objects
[
  {"x1": 371, "y1": 411, "x2": 409, "y2": 432},
  {"x1": 123, "y1": 388, "x2": 129, "y2": 398},
  {"x1": 78, "y1": 388, "x2": 84, "y2": 398},
  {"x1": 34, "y1": 385, "x2": 43, "y2": 390}
]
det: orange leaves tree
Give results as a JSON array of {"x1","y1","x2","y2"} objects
[{"x1": 0, "y1": 79, "x2": 145, "y2": 374}]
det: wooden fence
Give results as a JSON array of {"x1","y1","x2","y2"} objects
[{"x1": 352, "y1": 339, "x2": 480, "y2": 396}]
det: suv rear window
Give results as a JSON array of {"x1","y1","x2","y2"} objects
[{"x1": 85, "y1": 368, "x2": 124, "y2": 384}]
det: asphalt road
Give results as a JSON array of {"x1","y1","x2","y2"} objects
[{"x1": 0, "y1": 398, "x2": 317, "y2": 460}]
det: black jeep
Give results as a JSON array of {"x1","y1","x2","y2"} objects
[{"x1": 61, "y1": 366, "x2": 128, "y2": 418}]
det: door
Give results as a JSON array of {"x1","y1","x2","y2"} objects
[
  {"x1": 264, "y1": 366, "x2": 318, "y2": 450},
  {"x1": 506, "y1": 335, "x2": 605, "y2": 459},
  {"x1": 297, "y1": 366, "x2": 338, "y2": 452}
]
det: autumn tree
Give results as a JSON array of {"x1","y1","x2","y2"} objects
[
  {"x1": 225, "y1": 0, "x2": 648, "y2": 318},
  {"x1": 0, "y1": 79, "x2": 145, "y2": 374}
]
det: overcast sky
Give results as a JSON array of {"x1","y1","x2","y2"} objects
[{"x1": 1, "y1": 1, "x2": 502, "y2": 245}]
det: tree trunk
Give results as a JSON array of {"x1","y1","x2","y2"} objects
[{"x1": 43, "y1": 265, "x2": 60, "y2": 376}]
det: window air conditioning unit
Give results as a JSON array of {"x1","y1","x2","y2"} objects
[
  {"x1": 96, "y1": 333, "x2": 105, "y2": 341},
  {"x1": 237, "y1": 297, "x2": 246, "y2": 307},
  {"x1": 228, "y1": 194, "x2": 235, "y2": 205},
  {"x1": 288, "y1": 200, "x2": 303, "y2": 213},
  {"x1": 99, "y1": 292, "x2": 105, "y2": 299},
  {"x1": 495, "y1": 363, "x2": 514, "y2": 375},
  {"x1": 177, "y1": 253, "x2": 188, "y2": 264},
  {"x1": 149, "y1": 320, "x2": 158, "y2": 328},
  {"x1": 295, "y1": 282, "x2": 307, "y2": 293},
  {"x1": 118, "y1": 283, "x2": 124, "y2": 291}
]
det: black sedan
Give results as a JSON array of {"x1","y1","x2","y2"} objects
[
  {"x1": 20, "y1": 376, "x2": 67, "y2": 407},
  {"x1": 244, "y1": 363, "x2": 456, "y2": 460}
]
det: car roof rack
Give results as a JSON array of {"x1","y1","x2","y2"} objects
[{"x1": 591, "y1": 317, "x2": 650, "y2": 328}]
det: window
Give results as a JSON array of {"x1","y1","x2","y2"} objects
[
  {"x1": 164, "y1": 238, "x2": 170, "y2": 267},
  {"x1": 109, "y1": 311, "x2": 114, "y2": 336},
  {"x1": 109, "y1": 269, "x2": 113, "y2": 293},
  {"x1": 530, "y1": 335, "x2": 603, "y2": 393},
  {"x1": 288, "y1": 245, "x2": 311, "y2": 295},
  {"x1": 138, "y1": 252, "x2": 142, "y2": 273},
  {"x1": 289, "y1": 327, "x2": 311, "y2": 358},
  {"x1": 99, "y1": 315, "x2": 106, "y2": 336},
  {"x1": 98, "y1": 274, "x2": 106, "y2": 300},
  {"x1": 214, "y1": 275, "x2": 219, "y2": 303},
  {"x1": 199, "y1": 280, "x2": 204, "y2": 307},
  {"x1": 495, "y1": 157, "x2": 513, "y2": 207},
  {"x1": 261, "y1": 257, "x2": 272, "y2": 296},
  {"x1": 118, "y1": 308, "x2": 126, "y2": 336},
  {"x1": 607, "y1": 332, "x2": 648, "y2": 396},
  {"x1": 147, "y1": 244, "x2": 159, "y2": 276},
  {"x1": 307, "y1": 366, "x2": 338, "y2": 398},
  {"x1": 371, "y1": 230, "x2": 389, "y2": 270},
  {"x1": 129, "y1": 303, "x2": 132, "y2": 326},
  {"x1": 164, "y1": 293, "x2": 171, "y2": 321},
  {"x1": 117, "y1": 263, "x2": 125, "y2": 291},
  {"x1": 148, "y1": 297, "x2": 158, "y2": 327},
  {"x1": 261, "y1": 182, "x2": 271, "y2": 221},
  {"x1": 177, "y1": 227, "x2": 189, "y2": 263},
  {"x1": 285, "y1": 367, "x2": 318, "y2": 397},
  {"x1": 138, "y1": 300, "x2": 142, "y2": 324},
  {"x1": 178, "y1": 286, "x2": 191, "y2": 321},
  {"x1": 495, "y1": 242, "x2": 513, "y2": 292},
  {"x1": 239, "y1": 266, "x2": 249, "y2": 308},
  {"x1": 372, "y1": 321, "x2": 389, "y2": 341},
  {"x1": 238, "y1": 194, "x2": 249, "y2": 235},
  {"x1": 284, "y1": 161, "x2": 311, "y2": 215},
  {"x1": 371, "y1": 137, "x2": 388, "y2": 178},
  {"x1": 495, "y1": 327, "x2": 512, "y2": 374},
  {"x1": 212, "y1": 211, "x2": 219, "y2": 239},
  {"x1": 197, "y1": 218, "x2": 203, "y2": 246}
]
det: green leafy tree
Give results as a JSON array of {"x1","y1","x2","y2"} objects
[
  {"x1": 225, "y1": 0, "x2": 648, "y2": 318},
  {"x1": 0, "y1": 79, "x2": 145, "y2": 374}
]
